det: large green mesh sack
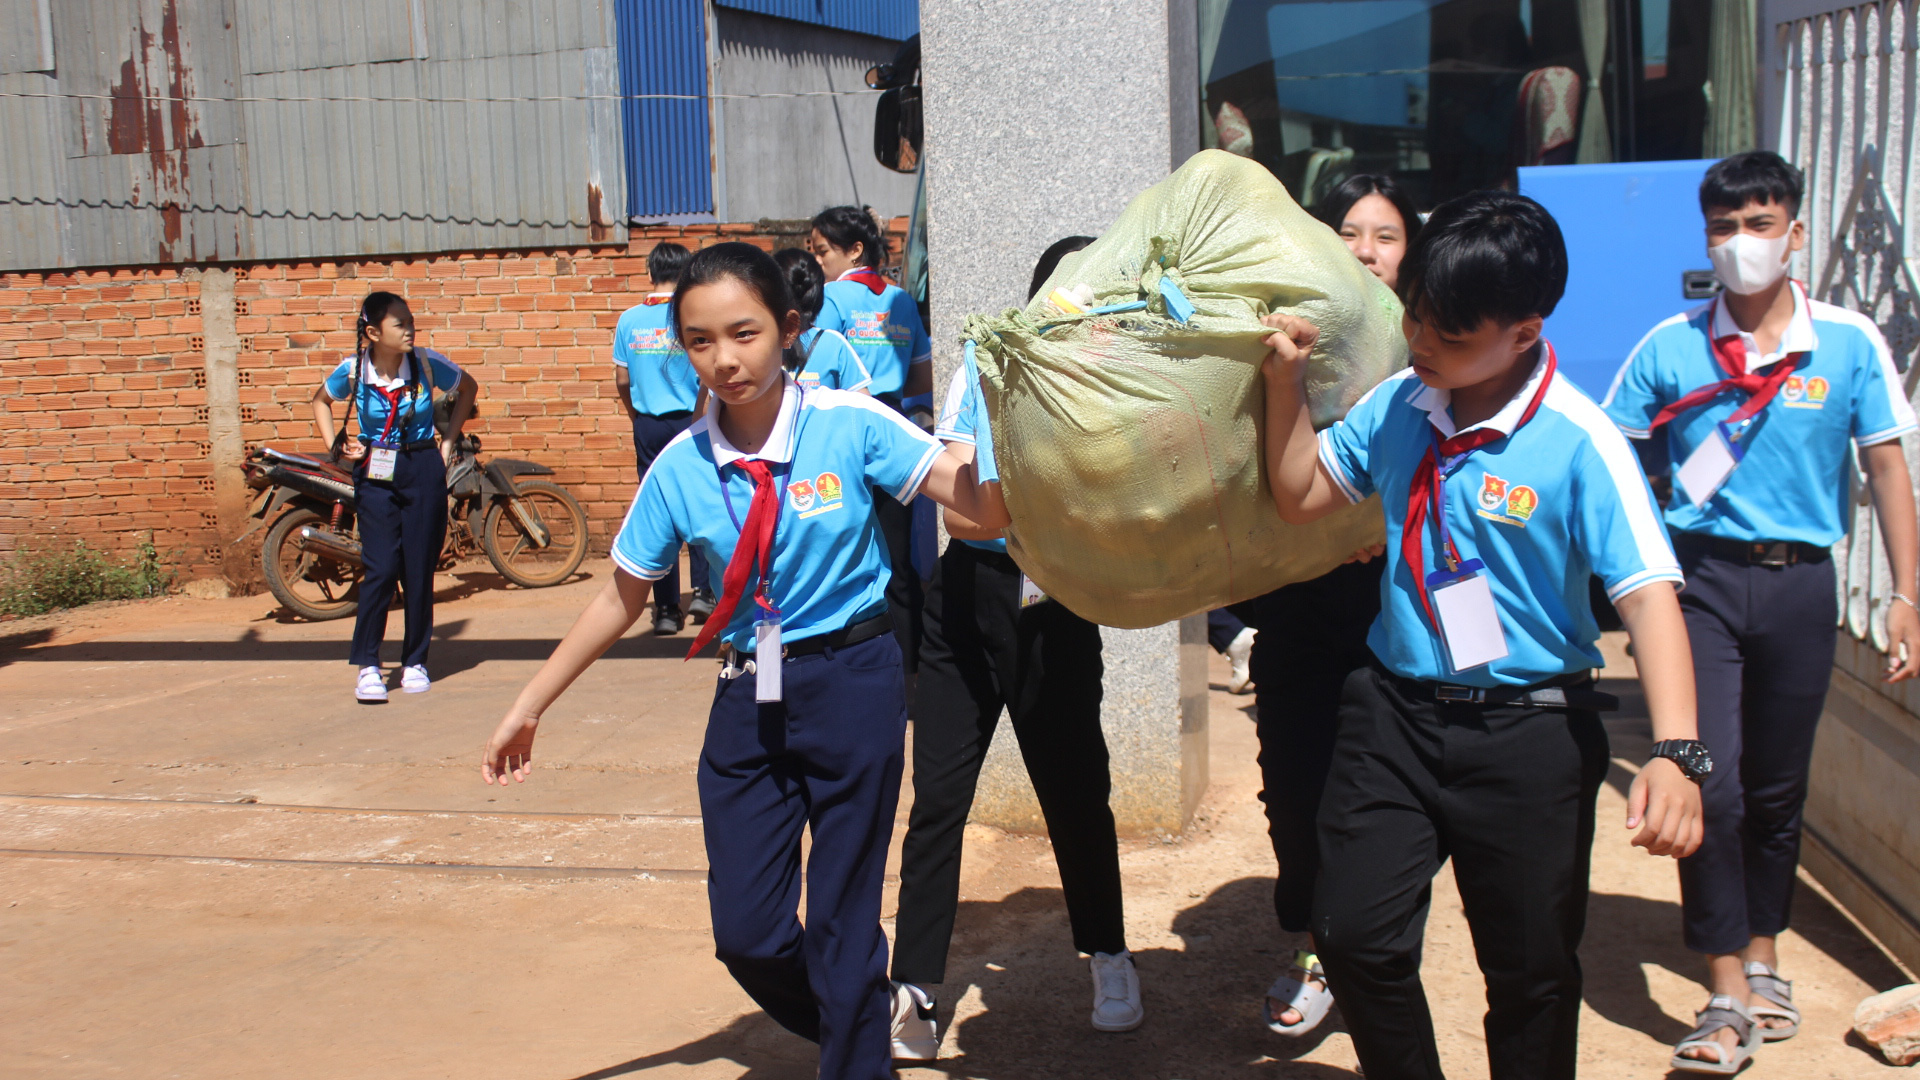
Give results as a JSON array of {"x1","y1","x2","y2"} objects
[{"x1": 961, "y1": 150, "x2": 1407, "y2": 628}]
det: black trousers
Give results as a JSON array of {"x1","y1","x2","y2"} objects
[
  {"x1": 874, "y1": 492, "x2": 924, "y2": 673},
  {"x1": 1673, "y1": 538, "x2": 1837, "y2": 954},
  {"x1": 631, "y1": 411, "x2": 709, "y2": 610},
  {"x1": 702, "y1": 632, "x2": 907, "y2": 1080},
  {"x1": 350, "y1": 446, "x2": 445, "y2": 669},
  {"x1": 1238, "y1": 559, "x2": 1383, "y2": 933},
  {"x1": 1313, "y1": 666, "x2": 1610, "y2": 1080},
  {"x1": 890, "y1": 543, "x2": 1124, "y2": 985}
]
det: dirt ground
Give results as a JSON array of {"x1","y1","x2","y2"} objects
[{"x1": 0, "y1": 559, "x2": 1911, "y2": 1079}]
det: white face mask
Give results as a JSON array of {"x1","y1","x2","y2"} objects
[{"x1": 1709, "y1": 230, "x2": 1793, "y2": 295}]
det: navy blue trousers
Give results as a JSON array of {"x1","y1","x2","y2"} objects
[
  {"x1": 632, "y1": 411, "x2": 710, "y2": 610},
  {"x1": 701, "y1": 631, "x2": 908, "y2": 1080},
  {"x1": 350, "y1": 446, "x2": 445, "y2": 669},
  {"x1": 1207, "y1": 607, "x2": 1249, "y2": 653},
  {"x1": 1674, "y1": 538, "x2": 1837, "y2": 954}
]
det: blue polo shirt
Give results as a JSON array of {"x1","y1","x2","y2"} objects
[
  {"x1": 794, "y1": 327, "x2": 872, "y2": 393},
  {"x1": 612, "y1": 295, "x2": 701, "y2": 415},
  {"x1": 323, "y1": 349, "x2": 463, "y2": 445},
  {"x1": 816, "y1": 271, "x2": 930, "y2": 397},
  {"x1": 935, "y1": 363, "x2": 1005, "y2": 553},
  {"x1": 611, "y1": 377, "x2": 945, "y2": 652},
  {"x1": 1319, "y1": 348, "x2": 1683, "y2": 686},
  {"x1": 1602, "y1": 284, "x2": 1917, "y2": 546}
]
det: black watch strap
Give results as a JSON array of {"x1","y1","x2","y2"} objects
[{"x1": 1649, "y1": 738, "x2": 1714, "y2": 782}]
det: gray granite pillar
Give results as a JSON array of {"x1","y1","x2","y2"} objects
[{"x1": 921, "y1": 0, "x2": 1206, "y2": 836}]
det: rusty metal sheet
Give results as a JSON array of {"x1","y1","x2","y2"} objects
[{"x1": 0, "y1": 0, "x2": 625, "y2": 272}]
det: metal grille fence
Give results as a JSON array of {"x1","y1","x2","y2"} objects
[{"x1": 1778, "y1": 0, "x2": 1920, "y2": 646}]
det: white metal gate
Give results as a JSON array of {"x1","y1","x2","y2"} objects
[{"x1": 1776, "y1": 0, "x2": 1920, "y2": 646}]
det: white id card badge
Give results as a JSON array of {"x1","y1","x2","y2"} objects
[
  {"x1": 754, "y1": 617, "x2": 782, "y2": 702},
  {"x1": 1675, "y1": 423, "x2": 1742, "y2": 508},
  {"x1": 1019, "y1": 574, "x2": 1048, "y2": 609},
  {"x1": 366, "y1": 445, "x2": 398, "y2": 481},
  {"x1": 1426, "y1": 560, "x2": 1509, "y2": 674}
]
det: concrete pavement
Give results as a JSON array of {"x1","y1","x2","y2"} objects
[{"x1": 0, "y1": 560, "x2": 1911, "y2": 1078}]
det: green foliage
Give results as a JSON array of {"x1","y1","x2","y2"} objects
[{"x1": 0, "y1": 534, "x2": 177, "y2": 617}]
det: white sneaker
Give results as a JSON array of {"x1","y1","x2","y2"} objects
[
  {"x1": 355, "y1": 666, "x2": 388, "y2": 704},
  {"x1": 889, "y1": 981, "x2": 939, "y2": 1061},
  {"x1": 401, "y1": 664, "x2": 431, "y2": 693},
  {"x1": 1227, "y1": 626, "x2": 1256, "y2": 694},
  {"x1": 1090, "y1": 950, "x2": 1144, "y2": 1032}
]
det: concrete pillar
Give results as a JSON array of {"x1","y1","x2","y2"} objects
[
  {"x1": 921, "y1": 0, "x2": 1205, "y2": 836},
  {"x1": 190, "y1": 266, "x2": 255, "y2": 589}
]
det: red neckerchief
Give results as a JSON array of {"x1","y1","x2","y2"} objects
[
  {"x1": 1403, "y1": 345, "x2": 1557, "y2": 632},
  {"x1": 1648, "y1": 296, "x2": 1804, "y2": 431},
  {"x1": 372, "y1": 384, "x2": 409, "y2": 445},
  {"x1": 841, "y1": 268, "x2": 889, "y2": 295},
  {"x1": 642, "y1": 294, "x2": 672, "y2": 306},
  {"x1": 686, "y1": 458, "x2": 780, "y2": 660}
]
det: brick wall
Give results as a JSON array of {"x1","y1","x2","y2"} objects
[{"x1": 0, "y1": 218, "x2": 909, "y2": 580}]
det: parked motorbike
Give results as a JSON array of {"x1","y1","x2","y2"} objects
[{"x1": 240, "y1": 435, "x2": 588, "y2": 621}]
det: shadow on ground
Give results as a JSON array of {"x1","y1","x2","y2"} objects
[
  {"x1": 930, "y1": 878, "x2": 1358, "y2": 1079},
  {"x1": 566, "y1": 1013, "x2": 819, "y2": 1080}
]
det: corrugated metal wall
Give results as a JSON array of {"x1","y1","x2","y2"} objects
[
  {"x1": 613, "y1": 0, "x2": 713, "y2": 217},
  {"x1": 715, "y1": 0, "x2": 917, "y2": 40},
  {"x1": 0, "y1": 0, "x2": 627, "y2": 272},
  {"x1": 711, "y1": 6, "x2": 918, "y2": 222}
]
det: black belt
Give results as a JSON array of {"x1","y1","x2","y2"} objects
[
  {"x1": 1673, "y1": 532, "x2": 1831, "y2": 567},
  {"x1": 359, "y1": 439, "x2": 438, "y2": 452},
  {"x1": 1389, "y1": 670, "x2": 1618, "y2": 711},
  {"x1": 722, "y1": 612, "x2": 893, "y2": 664}
]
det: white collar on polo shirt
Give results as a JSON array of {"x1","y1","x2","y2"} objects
[
  {"x1": 1407, "y1": 343, "x2": 1553, "y2": 441},
  {"x1": 361, "y1": 353, "x2": 412, "y2": 389},
  {"x1": 1710, "y1": 280, "x2": 1817, "y2": 369},
  {"x1": 706, "y1": 375, "x2": 803, "y2": 467}
]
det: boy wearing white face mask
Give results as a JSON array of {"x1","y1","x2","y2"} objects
[{"x1": 1604, "y1": 150, "x2": 1920, "y2": 1073}]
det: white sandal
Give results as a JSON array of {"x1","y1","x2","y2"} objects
[
  {"x1": 1744, "y1": 961, "x2": 1800, "y2": 1042},
  {"x1": 1670, "y1": 993, "x2": 1761, "y2": 1074},
  {"x1": 1264, "y1": 949, "x2": 1334, "y2": 1036}
]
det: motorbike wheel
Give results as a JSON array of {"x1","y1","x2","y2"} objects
[
  {"x1": 482, "y1": 479, "x2": 588, "y2": 588},
  {"x1": 262, "y1": 507, "x2": 362, "y2": 621}
]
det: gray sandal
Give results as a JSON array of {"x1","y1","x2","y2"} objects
[
  {"x1": 1744, "y1": 961, "x2": 1800, "y2": 1041},
  {"x1": 1670, "y1": 994, "x2": 1761, "y2": 1074}
]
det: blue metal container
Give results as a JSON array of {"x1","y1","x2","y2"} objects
[
  {"x1": 1519, "y1": 159, "x2": 1719, "y2": 400},
  {"x1": 615, "y1": 0, "x2": 714, "y2": 217}
]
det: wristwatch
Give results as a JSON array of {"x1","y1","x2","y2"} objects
[{"x1": 1649, "y1": 739, "x2": 1714, "y2": 782}]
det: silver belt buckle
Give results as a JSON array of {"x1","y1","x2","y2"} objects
[{"x1": 1434, "y1": 684, "x2": 1483, "y2": 704}]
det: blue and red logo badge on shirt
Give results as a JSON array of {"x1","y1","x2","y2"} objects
[
  {"x1": 790, "y1": 472, "x2": 846, "y2": 519},
  {"x1": 1474, "y1": 473, "x2": 1540, "y2": 527}
]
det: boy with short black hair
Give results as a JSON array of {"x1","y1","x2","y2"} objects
[
  {"x1": 1260, "y1": 190, "x2": 1707, "y2": 1080},
  {"x1": 1603, "y1": 150, "x2": 1919, "y2": 1072},
  {"x1": 613, "y1": 241, "x2": 714, "y2": 634}
]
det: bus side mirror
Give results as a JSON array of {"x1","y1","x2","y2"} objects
[{"x1": 873, "y1": 84, "x2": 922, "y2": 173}]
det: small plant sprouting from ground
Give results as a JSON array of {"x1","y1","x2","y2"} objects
[{"x1": 0, "y1": 533, "x2": 177, "y2": 617}]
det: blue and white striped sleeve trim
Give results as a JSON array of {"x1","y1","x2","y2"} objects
[
  {"x1": 1551, "y1": 382, "x2": 1685, "y2": 601},
  {"x1": 934, "y1": 363, "x2": 975, "y2": 444},
  {"x1": 607, "y1": 431, "x2": 698, "y2": 582},
  {"x1": 1315, "y1": 430, "x2": 1365, "y2": 504}
]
